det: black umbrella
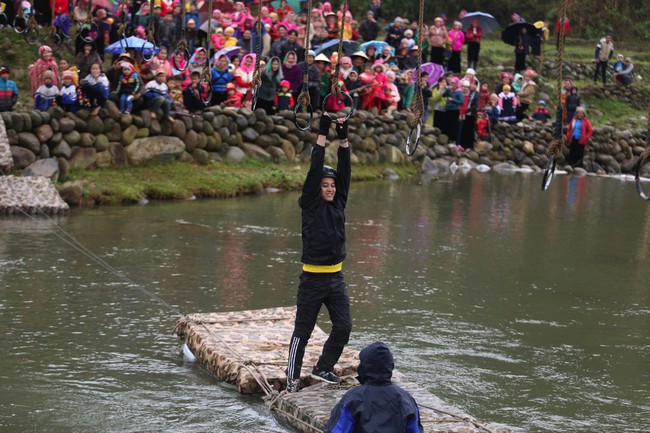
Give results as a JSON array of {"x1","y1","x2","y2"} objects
[
  {"x1": 315, "y1": 39, "x2": 360, "y2": 58},
  {"x1": 501, "y1": 22, "x2": 538, "y2": 46}
]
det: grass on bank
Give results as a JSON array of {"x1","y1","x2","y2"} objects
[{"x1": 66, "y1": 160, "x2": 419, "y2": 205}]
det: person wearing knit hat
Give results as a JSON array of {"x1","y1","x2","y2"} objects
[
  {"x1": 29, "y1": 45, "x2": 59, "y2": 96},
  {"x1": 566, "y1": 105, "x2": 593, "y2": 167},
  {"x1": 116, "y1": 59, "x2": 141, "y2": 114},
  {"x1": 58, "y1": 69, "x2": 79, "y2": 113},
  {"x1": 144, "y1": 67, "x2": 174, "y2": 122},
  {"x1": 614, "y1": 56, "x2": 635, "y2": 86},
  {"x1": 0, "y1": 65, "x2": 19, "y2": 112},
  {"x1": 516, "y1": 68, "x2": 538, "y2": 121},
  {"x1": 275, "y1": 79, "x2": 294, "y2": 111},
  {"x1": 34, "y1": 69, "x2": 59, "y2": 111}
]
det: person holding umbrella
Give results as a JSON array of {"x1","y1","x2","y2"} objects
[{"x1": 465, "y1": 18, "x2": 482, "y2": 71}]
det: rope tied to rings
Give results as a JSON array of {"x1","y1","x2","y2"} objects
[
  {"x1": 296, "y1": 0, "x2": 313, "y2": 108},
  {"x1": 141, "y1": 0, "x2": 157, "y2": 61},
  {"x1": 541, "y1": 0, "x2": 570, "y2": 191},
  {"x1": 250, "y1": 0, "x2": 263, "y2": 109},
  {"x1": 171, "y1": 0, "x2": 189, "y2": 71},
  {"x1": 199, "y1": 0, "x2": 214, "y2": 105},
  {"x1": 404, "y1": 0, "x2": 425, "y2": 155},
  {"x1": 329, "y1": 0, "x2": 348, "y2": 98}
]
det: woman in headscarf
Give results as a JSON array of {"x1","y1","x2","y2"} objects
[
  {"x1": 368, "y1": 60, "x2": 387, "y2": 111},
  {"x1": 154, "y1": 47, "x2": 173, "y2": 78},
  {"x1": 229, "y1": 2, "x2": 247, "y2": 31},
  {"x1": 75, "y1": 42, "x2": 102, "y2": 81},
  {"x1": 29, "y1": 45, "x2": 59, "y2": 96},
  {"x1": 281, "y1": 51, "x2": 302, "y2": 98},
  {"x1": 447, "y1": 21, "x2": 465, "y2": 73},
  {"x1": 257, "y1": 56, "x2": 283, "y2": 114},
  {"x1": 133, "y1": 1, "x2": 151, "y2": 28},
  {"x1": 364, "y1": 45, "x2": 377, "y2": 64},
  {"x1": 339, "y1": 56, "x2": 353, "y2": 81},
  {"x1": 184, "y1": 47, "x2": 209, "y2": 89},
  {"x1": 379, "y1": 45, "x2": 396, "y2": 67},
  {"x1": 281, "y1": 10, "x2": 298, "y2": 32},
  {"x1": 210, "y1": 54, "x2": 233, "y2": 105},
  {"x1": 233, "y1": 53, "x2": 256, "y2": 97}
]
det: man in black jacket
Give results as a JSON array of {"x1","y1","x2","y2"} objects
[
  {"x1": 324, "y1": 342, "x2": 424, "y2": 433},
  {"x1": 286, "y1": 113, "x2": 352, "y2": 393},
  {"x1": 359, "y1": 11, "x2": 380, "y2": 42}
]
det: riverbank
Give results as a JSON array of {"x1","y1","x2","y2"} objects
[{"x1": 62, "y1": 160, "x2": 418, "y2": 205}]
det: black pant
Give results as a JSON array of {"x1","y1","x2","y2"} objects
[
  {"x1": 443, "y1": 109, "x2": 460, "y2": 144},
  {"x1": 256, "y1": 98, "x2": 276, "y2": 115},
  {"x1": 287, "y1": 271, "x2": 351, "y2": 380},
  {"x1": 515, "y1": 52, "x2": 527, "y2": 73},
  {"x1": 594, "y1": 60, "x2": 608, "y2": 85},
  {"x1": 459, "y1": 114, "x2": 476, "y2": 149},
  {"x1": 516, "y1": 103, "x2": 529, "y2": 122},
  {"x1": 467, "y1": 42, "x2": 480, "y2": 70},
  {"x1": 430, "y1": 46, "x2": 445, "y2": 66},
  {"x1": 567, "y1": 138, "x2": 585, "y2": 167},
  {"x1": 449, "y1": 51, "x2": 461, "y2": 73}
]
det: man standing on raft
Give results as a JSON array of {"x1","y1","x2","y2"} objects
[{"x1": 286, "y1": 113, "x2": 352, "y2": 393}]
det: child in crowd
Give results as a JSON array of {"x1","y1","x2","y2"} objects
[
  {"x1": 477, "y1": 82, "x2": 490, "y2": 111},
  {"x1": 223, "y1": 27, "x2": 238, "y2": 47},
  {"x1": 612, "y1": 54, "x2": 625, "y2": 76},
  {"x1": 167, "y1": 76, "x2": 184, "y2": 111},
  {"x1": 145, "y1": 70, "x2": 174, "y2": 122},
  {"x1": 0, "y1": 66, "x2": 19, "y2": 112},
  {"x1": 224, "y1": 82, "x2": 244, "y2": 107},
  {"x1": 384, "y1": 70, "x2": 400, "y2": 114},
  {"x1": 275, "y1": 79, "x2": 294, "y2": 111},
  {"x1": 58, "y1": 70, "x2": 79, "y2": 112},
  {"x1": 345, "y1": 70, "x2": 362, "y2": 110},
  {"x1": 497, "y1": 84, "x2": 517, "y2": 123},
  {"x1": 79, "y1": 62, "x2": 109, "y2": 115},
  {"x1": 116, "y1": 61, "x2": 141, "y2": 114},
  {"x1": 58, "y1": 58, "x2": 79, "y2": 87},
  {"x1": 420, "y1": 71, "x2": 432, "y2": 123},
  {"x1": 530, "y1": 100, "x2": 551, "y2": 124},
  {"x1": 565, "y1": 86, "x2": 580, "y2": 122},
  {"x1": 186, "y1": 19, "x2": 198, "y2": 52},
  {"x1": 183, "y1": 71, "x2": 206, "y2": 113},
  {"x1": 34, "y1": 70, "x2": 59, "y2": 111}
]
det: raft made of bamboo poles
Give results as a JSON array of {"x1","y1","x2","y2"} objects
[{"x1": 174, "y1": 306, "x2": 514, "y2": 433}]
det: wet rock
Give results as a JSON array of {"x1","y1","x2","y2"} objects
[
  {"x1": 59, "y1": 117, "x2": 76, "y2": 133},
  {"x1": 240, "y1": 143, "x2": 271, "y2": 161},
  {"x1": 52, "y1": 140, "x2": 71, "y2": 158},
  {"x1": 79, "y1": 132, "x2": 96, "y2": 147},
  {"x1": 225, "y1": 146, "x2": 246, "y2": 163},
  {"x1": 57, "y1": 157, "x2": 69, "y2": 181},
  {"x1": 125, "y1": 136, "x2": 185, "y2": 165},
  {"x1": 24, "y1": 158, "x2": 59, "y2": 180},
  {"x1": 109, "y1": 143, "x2": 127, "y2": 166},
  {"x1": 192, "y1": 148, "x2": 210, "y2": 165},
  {"x1": 171, "y1": 119, "x2": 187, "y2": 139},
  {"x1": 63, "y1": 130, "x2": 81, "y2": 146},
  {"x1": 86, "y1": 115, "x2": 105, "y2": 135},
  {"x1": 121, "y1": 125, "x2": 138, "y2": 146},
  {"x1": 57, "y1": 181, "x2": 83, "y2": 206},
  {"x1": 69, "y1": 147, "x2": 98, "y2": 169},
  {"x1": 95, "y1": 134, "x2": 109, "y2": 152},
  {"x1": 18, "y1": 132, "x2": 41, "y2": 153},
  {"x1": 40, "y1": 144, "x2": 50, "y2": 159},
  {"x1": 10, "y1": 146, "x2": 36, "y2": 169},
  {"x1": 267, "y1": 146, "x2": 287, "y2": 162},
  {"x1": 35, "y1": 124, "x2": 53, "y2": 143},
  {"x1": 96, "y1": 150, "x2": 113, "y2": 168}
]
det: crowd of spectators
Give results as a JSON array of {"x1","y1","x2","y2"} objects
[{"x1": 0, "y1": 0, "x2": 639, "y2": 150}]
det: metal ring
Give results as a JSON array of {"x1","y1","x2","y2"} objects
[
  {"x1": 24, "y1": 27, "x2": 41, "y2": 45},
  {"x1": 118, "y1": 37, "x2": 129, "y2": 54},
  {"x1": 141, "y1": 38, "x2": 157, "y2": 62},
  {"x1": 541, "y1": 154, "x2": 557, "y2": 191},
  {"x1": 171, "y1": 46, "x2": 190, "y2": 72},
  {"x1": 13, "y1": 16, "x2": 28, "y2": 33},
  {"x1": 251, "y1": 85, "x2": 260, "y2": 110},
  {"x1": 199, "y1": 77, "x2": 212, "y2": 105},
  {"x1": 40, "y1": 26, "x2": 61, "y2": 46},
  {"x1": 77, "y1": 21, "x2": 98, "y2": 43},
  {"x1": 293, "y1": 103, "x2": 314, "y2": 131},
  {"x1": 322, "y1": 91, "x2": 355, "y2": 121},
  {"x1": 634, "y1": 156, "x2": 650, "y2": 200},
  {"x1": 405, "y1": 123, "x2": 421, "y2": 156},
  {"x1": 0, "y1": 13, "x2": 8, "y2": 29}
]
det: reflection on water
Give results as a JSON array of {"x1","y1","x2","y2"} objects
[{"x1": 1, "y1": 172, "x2": 649, "y2": 433}]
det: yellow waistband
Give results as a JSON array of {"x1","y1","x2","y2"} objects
[{"x1": 302, "y1": 262, "x2": 343, "y2": 273}]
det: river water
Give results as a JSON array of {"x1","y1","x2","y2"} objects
[{"x1": 1, "y1": 171, "x2": 649, "y2": 433}]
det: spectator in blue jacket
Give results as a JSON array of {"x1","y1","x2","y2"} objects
[
  {"x1": 324, "y1": 342, "x2": 424, "y2": 433},
  {"x1": 0, "y1": 66, "x2": 19, "y2": 112},
  {"x1": 34, "y1": 70, "x2": 59, "y2": 111}
]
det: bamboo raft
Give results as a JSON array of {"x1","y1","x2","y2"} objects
[{"x1": 174, "y1": 306, "x2": 514, "y2": 433}]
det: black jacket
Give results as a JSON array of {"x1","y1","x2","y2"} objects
[
  {"x1": 299, "y1": 145, "x2": 350, "y2": 266},
  {"x1": 324, "y1": 342, "x2": 424, "y2": 433}
]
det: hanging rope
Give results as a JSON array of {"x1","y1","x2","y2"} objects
[
  {"x1": 41, "y1": 0, "x2": 61, "y2": 45},
  {"x1": 250, "y1": 0, "x2": 263, "y2": 110},
  {"x1": 171, "y1": 0, "x2": 189, "y2": 72},
  {"x1": 541, "y1": 0, "x2": 570, "y2": 191},
  {"x1": 634, "y1": 103, "x2": 650, "y2": 199},
  {"x1": 76, "y1": 0, "x2": 99, "y2": 43},
  {"x1": 293, "y1": 0, "x2": 314, "y2": 131},
  {"x1": 141, "y1": 0, "x2": 157, "y2": 62},
  {"x1": 405, "y1": 0, "x2": 425, "y2": 156},
  {"x1": 13, "y1": 0, "x2": 29, "y2": 33},
  {"x1": 322, "y1": 0, "x2": 353, "y2": 119},
  {"x1": 116, "y1": 0, "x2": 130, "y2": 52},
  {"x1": 199, "y1": 0, "x2": 214, "y2": 105},
  {"x1": 23, "y1": 1, "x2": 42, "y2": 44}
]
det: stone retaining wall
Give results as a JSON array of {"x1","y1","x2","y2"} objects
[{"x1": 1, "y1": 103, "x2": 649, "y2": 181}]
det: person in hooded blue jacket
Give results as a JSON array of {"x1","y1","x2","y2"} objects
[{"x1": 324, "y1": 342, "x2": 424, "y2": 433}]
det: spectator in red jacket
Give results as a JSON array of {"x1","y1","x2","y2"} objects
[
  {"x1": 565, "y1": 106, "x2": 593, "y2": 168},
  {"x1": 465, "y1": 19, "x2": 483, "y2": 71}
]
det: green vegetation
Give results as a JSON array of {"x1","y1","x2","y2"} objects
[{"x1": 65, "y1": 160, "x2": 419, "y2": 205}]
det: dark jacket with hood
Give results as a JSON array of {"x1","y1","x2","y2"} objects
[
  {"x1": 299, "y1": 144, "x2": 350, "y2": 266},
  {"x1": 324, "y1": 342, "x2": 424, "y2": 433}
]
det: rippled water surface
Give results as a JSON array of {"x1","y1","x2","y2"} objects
[{"x1": 1, "y1": 172, "x2": 649, "y2": 433}]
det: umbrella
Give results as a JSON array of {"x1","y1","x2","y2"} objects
[
  {"x1": 460, "y1": 12, "x2": 500, "y2": 35},
  {"x1": 315, "y1": 39, "x2": 359, "y2": 58},
  {"x1": 360, "y1": 40, "x2": 393, "y2": 55},
  {"x1": 104, "y1": 36, "x2": 160, "y2": 55},
  {"x1": 501, "y1": 22, "x2": 538, "y2": 46},
  {"x1": 412, "y1": 63, "x2": 445, "y2": 87},
  {"x1": 212, "y1": 46, "x2": 242, "y2": 63}
]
